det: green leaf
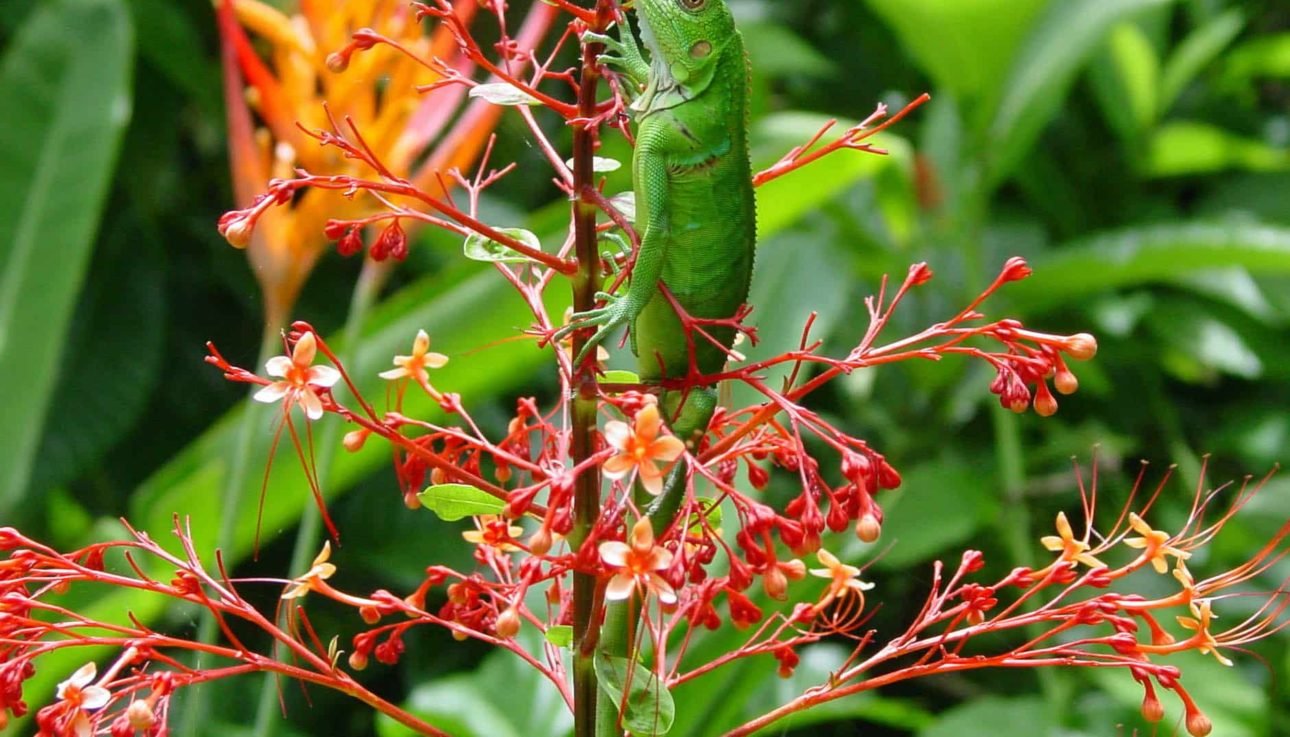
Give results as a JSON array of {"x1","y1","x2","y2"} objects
[
  {"x1": 688, "y1": 497, "x2": 722, "y2": 532},
  {"x1": 595, "y1": 652, "x2": 676, "y2": 737},
  {"x1": 418, "y1": 483, "x2": 507, "y2": 521},
  {"x1": 917, "y1": 697, "x2": 1052, "y2": 737},
  {"x1": 468, "y1": 82, "x2": 540, "y2": 106},
  {"x1": 1145, "y1": 121, "x2": 1290, "y2": 177},
  {"x1": 1158, "y1": 8, "x2": 1244, "y2": 113},
  {"x1": 1005, "y1": 223, "x2": 1290, "y2": 311},
  {"x1": 599, "y1": 369, "x2": 642, "y2": 385},
  {"x1": 1220, "y1": 32, "x2": 1290, "y2": 87},
  {"x1": 463, "y1": 227, "x2": 544, "y2": 263},
  {"x1": 862, "y1": 0, "x2": 1046, "y2": 100},
  {"x1": 987, "y1": 0, "x2": 1171, "y2": 188},
  {"x1": 544, "y1": 625, "x2": 573, "y2": 648},
  {"x1": 0, "y1": 0, "x2": 133, "y2": 514},
  {"x1": 873, "y1": 457, "x2": 997, "y2": 569},
  {"x1": 1088, "y1": 22, "x2": 1160, "y2": 141}
]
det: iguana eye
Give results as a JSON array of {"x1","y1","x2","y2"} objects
[{"x1": 677, "y1": 0, "x2": 705, "y2": 10}]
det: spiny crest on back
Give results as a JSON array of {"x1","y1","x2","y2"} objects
[{"x1": 635, "y1": 0, "x2": 739, "y2": 84}]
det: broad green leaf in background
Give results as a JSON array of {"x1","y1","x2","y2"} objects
[
  {"x1": 1220, "y1": 31, "x2": 1290, "y2": 88},
  {"x1": 1145, "y1": 121, "x2": 1290, "y2": 178},
  {"x1": 753, "y1": 112, "x2": 912, "y2": 239},
  {"x1": 1005, "y1": 223, "x2": 1290, "y2": 311},
  {"x1": 862, "y1": 0, "x2": 1046, "y2": 102},
  {"x1": 0, "y1": 0, "x2": 134, "y2": 515},
  {"x1": 916, "y1": 697, "x2": 1053, "y2": 737},
  {"x1": 378, "y1": 631, "x2": 573, "y2": 737},
  {"x1": 986, "y1": 0, "x2": 1172, "y2": 188}
]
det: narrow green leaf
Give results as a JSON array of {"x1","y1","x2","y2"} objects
[
  {"x1": 987, "y1": 0, "x2": 1171, "y2": 188},
  {"x1": 0, "y1": 0, "x2": 134, "y2": 513},
  {"x1": 1006, "y1": 223, "x2": 1290, "y2": 310},
  {"x1": 418, "y1": 483, "x2": 507, "y2": 521},
  {"x1": 1158, "y1": 8, "x2": 1244, "y2": 113},
  {"x1": 595, "y1": 652, "x2": 676, "y2": 737},
  {"x1": 862, "y1": 0, "x2": 1046, "y2": 100}
]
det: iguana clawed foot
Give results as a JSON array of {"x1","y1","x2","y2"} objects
[{"x1": 553, "y1": 291, "x2": 631, "y2": 366}]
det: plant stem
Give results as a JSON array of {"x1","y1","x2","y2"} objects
[
  {"x1": 569, "y1": 4, "x2": 614, "y2": 735},
  {"x1": 178, "y1": 319, "x2": 282, "y2": 737}
]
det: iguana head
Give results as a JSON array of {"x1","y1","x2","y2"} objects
[{"x1": 634, "y1": 0, "x2": 737, "y2": 92}]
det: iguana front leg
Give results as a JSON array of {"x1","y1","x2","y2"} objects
[
  {"x1": 562, "y1": 136, "x2": 670, "y2": 365},
  {"x1": 583, "y1": 19, "x2": 649, "y2": 94}
]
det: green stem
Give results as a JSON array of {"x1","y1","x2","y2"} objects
[
  {"x1": 178, "y1": 320, "x2": 282, "y2": 737},
  {"x1": 249, "y1": 259, "x2": 391, "y2": 737},
  {"x1": 570, "y1": 4, "x2": 614, "y2": 735}
]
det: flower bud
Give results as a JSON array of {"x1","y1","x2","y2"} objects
[
  {"x1": 326, "y1": 51, "x2": 349, "y2": 72},
  {"x1": 343, "y1": 429, "x2": 370, "y2": 452},
  {"x1": 1053, "y1": 368, "x2": 1078, "y2": 395},
  {"x1": 1064, "y1": 332, "x2": 1098, "y2": 360},
  {"x1": 495, "y1": 607, "x2": 522, "y2": 639},
  {"x1": 762, "y1": 566, "x2": 788, "y2": 601},
  {"x1": 855, "y1": 514, "x2": 881, "y2": 543},
  {"x1": 126, "y1": 700, "x2": 156, "y2": 730},
  {"x1": 360, "y1": 605, "x2": 382, "y2": 625},
  {"x1": 347, "y1": 650, "x2": 368, "y2": 671},
  {"x1": 1033, "y1": 382, "x2": 1058, "y2": 417},
  {"x1": 1141, "y1": 692, "x2": 1164, "y2": 722},
  {"x1": 528, "y1": 527, "x2": 552, "y2": 556},
  {"x1": 1186, "y1": 708, "x2": 1212, "y2": 737}
]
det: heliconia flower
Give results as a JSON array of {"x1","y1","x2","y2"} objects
[
  {"x1": 1040, "y1": 511, "x2": 1106, "y2": 569},
  {"x1": 462, "y1": 515, "x2": 524, "y2": 552},
  {"x1": 216, "y1": 0, "x2": 534, "y2": 325},
  {"x1": 282, "y1": 541, "x2": 337, "y2": 599},
  {"x1": 600, "y1": 517, "x2": 676, "y2": 604},
  {"x1": 1124, "y1": 512, "x2": 1191, "y2": 574},
  {"x1": 1176, "y1": 600, "x2": 1233, "y2": 666},
  {"x1": 602, "y1": 402, "x2": 686, "y2": 496},
  {"x1": 379, "y1": 329, "x2": 449, "y2": 397},
  {"x1": 809, "y1": 548, "x2": 874, "y2": 611},
  {"x1": 253, "y1": 332, "x2": 340, "y2": 420}
]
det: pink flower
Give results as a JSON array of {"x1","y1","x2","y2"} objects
[
  {"x1": 600, "y1": 517, "x2": 676, "y2": 604},
  {"x1": 602, "y1": 402, "x2": 685, "y2": 496},
  {"x1": 253, "y1": 332, "x2": 340, "y2": 420}
]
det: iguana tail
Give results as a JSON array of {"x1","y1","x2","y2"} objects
[{"x1": 644, "y1": 387, "x2": 716, "y2": 526}]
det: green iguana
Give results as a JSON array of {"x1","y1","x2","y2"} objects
[{"x1": 572, "y1": 0, "x2": 755, "y2": 508}]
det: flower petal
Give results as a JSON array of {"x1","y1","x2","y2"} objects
[
  {"x1": 649, "y1": 436, "x2": 685, "y2": 462},
  {"x1": 603, "y1": 421, "x2": 631, "y2": 450},
  {"x1": 412, "y1": 329, "x2": 430, "y2": 355},
  {"x1": 638, "y1": 464, "x2": 664, "y2": 496},
  {"x1": 81, "y1": 685, "x2": 111, "y2": 711},
  {"x1": 292, "y1": 332, "x2": 319, "y2": 365},
  {"x1": 264, "y1": 355, "x2": 293, "y2": 378},
  {"x1": 308, "y1": 365, "x2": 341, "y2": 388},
  {"x1": 253, "y1": 382, "x2": 289, "y2": 404},
  {"x1": 299, "y1": 389, "x2": 324, "y2": 420},
  {"x1": 635, "y1": 404, "x2": 662, "y2": 439},
  {"x1": 379, "y1": 366, "x2": 409, "y2": 380},
  {"x1": 604, "y1": 573, "x2": 636, "y2": 601},
  {"x1": 602, "y1": 455, "x2": 634, "y2": 478},
  {"x1": 599, "y1": 541, "x2": 630, "y2": 567},
  {"x1": 648, "y1": 573, "x2": 677, "y2": 604}
]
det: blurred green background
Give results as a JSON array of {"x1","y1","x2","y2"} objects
[{"x1": 2, "y1": 0, "x2": 1288, "y2": 735}]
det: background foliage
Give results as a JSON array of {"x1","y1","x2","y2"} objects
[{"x1": 1, "y1": 0, "x2": 1288, "y2": 734}]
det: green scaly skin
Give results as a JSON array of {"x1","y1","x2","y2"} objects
[
  {"x1": 573, "y1": 2, "x2": 754, "y2": 734},
  {"x1": 575, "y1": 0, "x2": 755, "y2": 520}
]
